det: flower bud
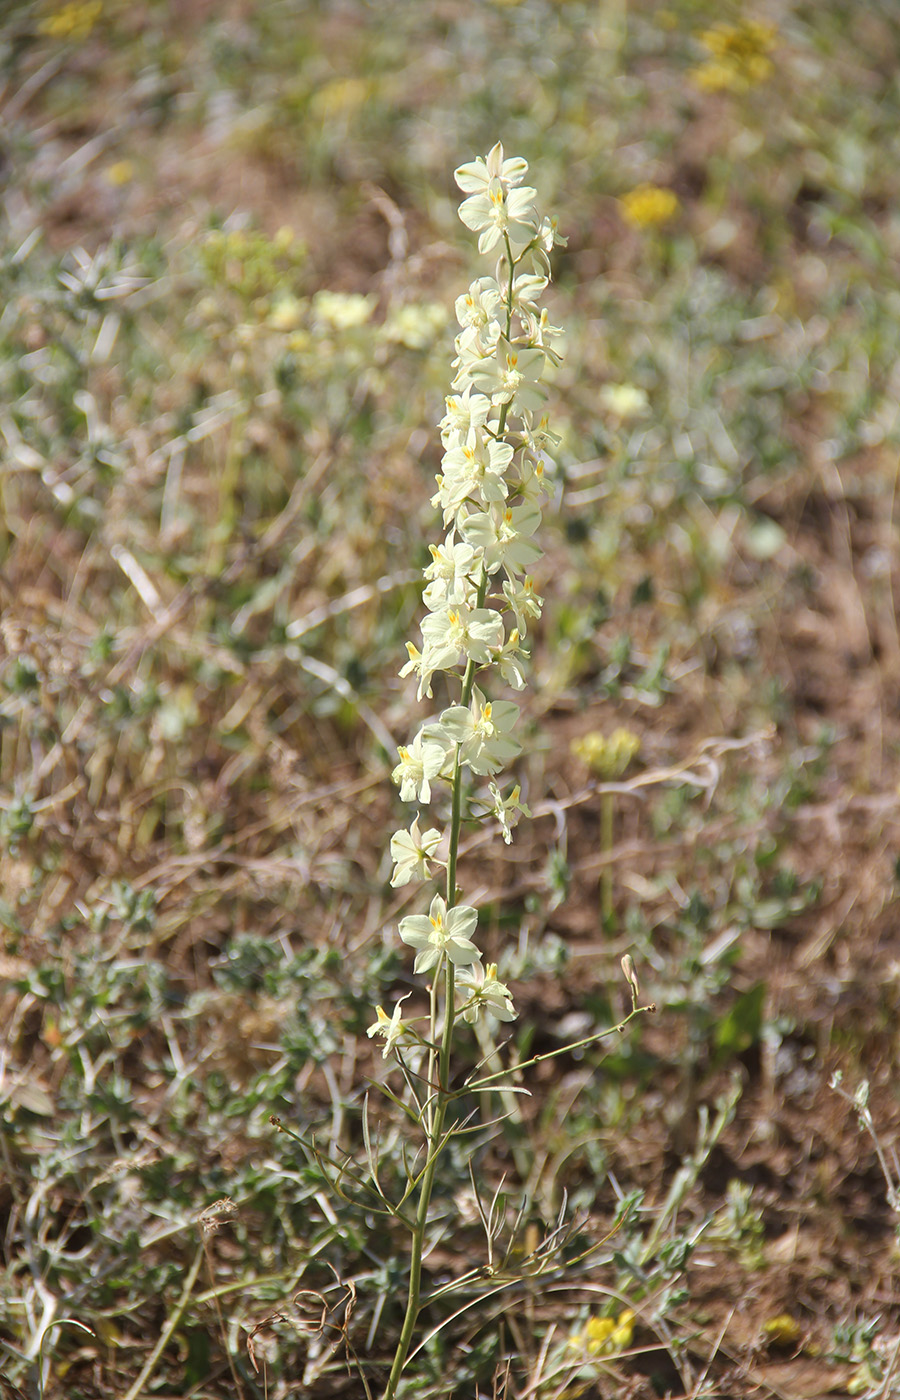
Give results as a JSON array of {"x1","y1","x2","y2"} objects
[{"x1": 621, "y1": 954, "x2": 639, "y2": 1002}]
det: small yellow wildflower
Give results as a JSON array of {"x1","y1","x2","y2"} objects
[
  {"x1": 620, "y1": 184, "x2": 680, "y2": 230},
  {"x1": 37, "y1": 0, "x2": 102, "y2": 40},
  {"x1": 571, "y1": 729, "x2": 641, "y2": 779},
  {"x1": 691, "y1": 20, "x2": 777, "y2": 92},
  {"x1": 105, "y1": 160, "x2": 134, "y2": 188},
  {"x1": 585, "y1": 1316, "x2": 616, "y2": 1354},
  {"x1": 610, "y1": 1313, "x2": 636, "y2": 1350},
  {"x1": 762, "y1": 1313, "x2": 802, "y2": 1346},
  {"x1": 571, "y1": 1309, "x2": 636, "y2": 1357}
]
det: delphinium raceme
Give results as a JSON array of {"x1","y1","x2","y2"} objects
[{"x1": 369, "y1": 144, "x2": 649, "y2": 1400}]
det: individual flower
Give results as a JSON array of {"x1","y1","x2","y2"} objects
[
  {"x1": 510, "y1": 272, "x2": 548, "y2": 315},
  {"x1": 519, "y1": 408, "x2": 561, "y2": 453},
  {"x1": 464, "y1": 337, "x2": 547, "y2": 409},
  {"x1": 501, "y1": 576, "x2": 544, "y2": 634},
  {"x1": 487, "y1": 780, "x2": 532, "y2": 844},
  {"x1": 367, "y1": 997, "x2": 413, "y2": 1058},
  {"x1": 420, "y1": 602, "x2": 504, "y2": 671},
  {"x1": 439, "y1": 431, "x2": 514, "y2": 514},
  {"x1": 494, "y1": 628, "x2": 528, "y2": 690},
  {"x1": 458, "y1": 178, "x2": 539, "y2": 255},
  {"x1": 620, "y1": 185, "x2": 680, "y2": 230},
  {"x1": 455, "y1": 276, "x2": 504, "y2": 335},
  {"x1": 456, "y1": 962, "x2": 516, "y2": 1023},
  {"x1": 399, "y1": 895, "x2": 481, "y2": 974},
  {"x1": 390, "y1": 817, "x2": 444, "y2": 887},
  {"x1": 428, "y1": 686, "x2": 521, "y2": 776},
  {"x1": 392, "y1": 730, "x2": 450, "y2": 803},
  {"x1": 398, "y1": 640, "x2": 435, "y2": 701},
  {"x1": 462, "y1": 501, "x2": 542, "y2": 577},
  {"x1": 439, "y1": 386, "x2": 494, "y2": 446},
  {"x1": 515, "y1": 453, "x2": 547, "y2": 503},
  {"x1": 454, "y1": 142, "x2": 530, "y2": 196},
  {"x1": 422, "y1": 537, "x2": 479, "y2": 608},
  {"x1": 525, "y1": 306, "x2": 565, "y2": 365},
  {"x1": 532, "y1": 212, "x2": 568, "y2": 278}
]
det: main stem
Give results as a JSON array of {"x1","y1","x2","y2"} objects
[{"x1": 382, "y1": 581, "x2": 488, "y2": 1400}]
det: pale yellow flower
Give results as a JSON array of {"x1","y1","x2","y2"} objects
[
  {"x1": 571, "y1": 729, "x2": 641, "y2": 779},
  {"x1": 273, "y1": 227, "x2": 296, "y2": 253},
  {"x1": 620, "y1": 184, "x2": 680, "y2": 230},
  {"x1": 381, "y1": 302, "x2": 449, "y2": 350},
  {"x1": 599, "y1": 382, "x2": 649, "y2": 421},
  {"x1": 312, "y1": 290, "x2": 375, "y2": 330},
  {"x1": 268, "y1": 294, "x2": 304, "y2": 331}
]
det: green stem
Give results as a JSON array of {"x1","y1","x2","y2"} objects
[
  {"x1": 461, "y1": 1005, "x2": 653, "y2": 1093},
  {"x1": 425, "y1": 966, "x2": 440, "y2": 1137},
  {"x1": 503, "y1": 232, "x2": 516, "y2": 342},
  {"x1": 382, "y1": 735, "x2": 470, "y2": 1399},
  {"x1": 121, "y1": 1242, "x2": 205, "y2": 1400},
  {"x1": 380, "y1": 1090, "x2": 447, "y2": 1400}
]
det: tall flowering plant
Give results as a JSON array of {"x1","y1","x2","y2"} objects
[
  {"x1": 366, "y1": 144, "x2": 650, "y2": 1400},
  {"x1": 366, "y1": 141, "x2": 560, "y2": 1400}
]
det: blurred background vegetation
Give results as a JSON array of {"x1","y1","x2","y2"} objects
[{"x1": 1, "y1": 2, "x2": 899, "y2": 1396}]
